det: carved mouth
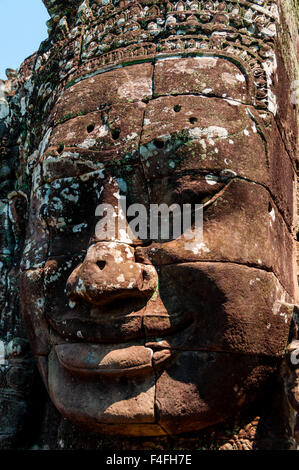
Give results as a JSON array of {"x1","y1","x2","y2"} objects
[
  {"x1": 47, "y1": 308, "x2": 193, "y2": 344},
  {"x1": 55, "y1": 342, "x2": 172, "y2": 377},
  {"x1": 51, "y1": 311, "x2": 194, "y2": 377}
]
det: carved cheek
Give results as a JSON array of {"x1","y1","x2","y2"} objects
[{"x1": 43, "y1": 254, "x2": 85, "y2": 317}]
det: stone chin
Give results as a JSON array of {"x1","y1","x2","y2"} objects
[{"x1": 45, "y1": 338, "x2": 278, "y2": 437}]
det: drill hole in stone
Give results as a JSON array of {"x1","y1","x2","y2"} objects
[
  {"x1": 57, "y1": 143, "x2": 65, "y2": 154},
  {"x1": 96, "y1": 261, "x2": 106, "y2": 270},
  {"x1": 111, "y1": 128, "x2": 121, "y2": 140},
  {"x1": 142, "y1": 270, "x2": 150, "y2": 281},
  {"x1": 87, "y1": 123, "x2": 95, "y2": 133},
  {"x1": 189, "y1": 117, "x2": 198, "y2": 124},
  {"x1": 173, "y1": 104, "x2": 181, "y2": 112},
  {"x1": 154, "y1": 139, "x2": 165, "y2": 149},
  {"x1": 268, "y1": 202, "x2": 272, "y2": 213}
]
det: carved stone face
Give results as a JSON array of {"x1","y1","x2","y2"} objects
[{"x1": 20, "y1": 57, "x2": 296, "y2": 436}]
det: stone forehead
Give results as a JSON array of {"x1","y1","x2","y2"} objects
[{"x1": 29, "y1": 55, "x2": 293, "y2": 232}]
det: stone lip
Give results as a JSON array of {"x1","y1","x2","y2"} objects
[
  {"x1": 55, "y1": 342, "x2": 171, "y2": 377},
  {"x1": 46, "y1": 308, "x2": 193, "y2": 344},
  {"x1": 50, "y1": 309, "x2": 193, "y2": 377}
]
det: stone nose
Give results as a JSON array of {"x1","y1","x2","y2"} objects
[{"x1": 66, "y1": 242, "x2": 158, "y2": 307}]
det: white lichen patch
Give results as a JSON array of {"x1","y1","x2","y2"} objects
[
  {"x1": 124, "y1": 246, "x2": 134, "y2": 259},
  {"x1": 189, "y1": 126, "x2": 228, "y2": 140},
  {"x1": 220, "y1": 169, "x2": 237, "y2": 178},
  {"x1": 185, "y1": 241, "x2": 210, "y2": 254},
  {"x1": 77, "y1": 137, "x2": 97, "y2": 149},
  {"x1": 202, "y1": 88, "x2": 213, "y2": 94},
  {"x1": 224, "y1": 99, "x2": 241, "y2": 106},
  {"x1": 205, "y1": 174, "x2": 219, "y2": 185},
  {"x1": 221, "y1": 72, "x2": 244, "y2": 86},
  {"x1": 140, "y1": 142, "x2": 159, "y2": 160},
  {"x1": 269, "y1": 207, "x2": 275, "y2": 222},
  {"x1": 117, "y1": 78, "x2": 152, "y2": 101},
  {"x1": 73, "y1": 223, "x2": 88, "y2": 233},
  {"x1": 125, "y1": 132, "x2": 138, "y2": 141},
  {"x1": 236, "y1": 73, "x2": 246, "y2": 83},
  {"x1": 60, "y1": 188, "x2": 79, "y2": 203},
  {"x1": 36, "y1": 298, "x2": 45, "y2": 309},
  {"x1": 116, "y1": 178, "x2": 127, "y2": 194},
  {"x1": 96, "y1": 124, "x2": 109, "y2": 138},
  {"x1": 76, "y1": 278, "x2": 86, "y2": 295},
  {"x1": 51, "y1": 197, "x2": 64, "y2": 211}
]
